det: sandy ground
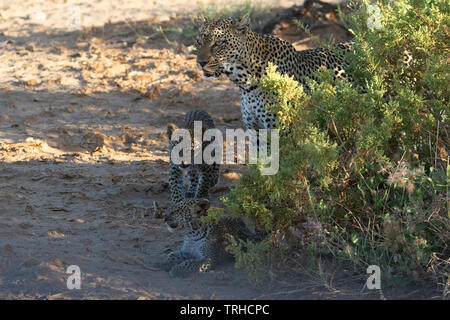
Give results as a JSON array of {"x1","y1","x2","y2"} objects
[{"x1": 0, "y1": 0, "x2": 412, "y2": 300}]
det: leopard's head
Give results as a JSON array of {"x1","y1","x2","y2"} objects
[
  {"x1": 164, "y1": 199, "x2": 210, "y2": 232},
  {"x1": 195, "y1": 14, "x2": 250, "y2": 79}
]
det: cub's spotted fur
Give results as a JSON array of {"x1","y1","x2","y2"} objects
[
  {"x1": 156, "y1": 198, "x2": 261, "y2": 278},
  {"x1": 195, "y1": 14, "x2": 353, "y2": 130},
  {"x1": 167, "y1": 110, "x2": 219, "y2": 204}
]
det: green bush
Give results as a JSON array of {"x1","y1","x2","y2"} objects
[
  {"x1": 224, "y1": 0, "x2": 449, "y2": 293},
  {"x1": 226, "y1": 234, "x2": 288, "y2": 284}
]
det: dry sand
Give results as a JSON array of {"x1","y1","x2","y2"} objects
[{"x1": 0, "y1": 0, "x2": 397, "y2": 300}]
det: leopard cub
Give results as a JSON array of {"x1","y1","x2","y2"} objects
[
  {"x1": 167, "y1": 110, "x2": 219, "y2": 204},
  {"x1": 156, "y1": 198, "x2": 262, "y2": 278}
]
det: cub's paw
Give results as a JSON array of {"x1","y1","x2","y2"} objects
[{"x1": 168, "y1": 260, "x2": 200, "y2": 278}]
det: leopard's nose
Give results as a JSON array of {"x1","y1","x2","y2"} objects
[
  {"x1": 198, "y1": 60, "x2": 208, "y2": 68},
  {"x1": 168, "y1": 221, "x2": 178, "y2": 228},
  {"x1": 164, "y1": 217, "x2": 178, "y2": 229}
]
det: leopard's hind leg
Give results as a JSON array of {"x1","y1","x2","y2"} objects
[
  {"x1": 168, "y1": 257, "x2": 213, "y2": 278},
  {"x1": 195, "y1": 164, "x2": 219, "y2": 199},
  {"x1": 169, "y1": 163, "x2": 185, "y2": 204},
  {"x1": 153, "y1": 250, "x2": 188, "y2": 272}
]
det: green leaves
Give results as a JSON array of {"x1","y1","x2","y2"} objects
[
  {"x1": 200, "y1": 206, "x2": 225, "y2": 226},
  {"x1": 225, "y1": 0, "x2": 449, "y2": 284}
]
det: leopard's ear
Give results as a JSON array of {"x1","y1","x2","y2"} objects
[
  {"x1": 196, "y1": 198, "x2": 210, "y2": 211},
  {"x1": 196, "y1": 13, "x2": 207, "y2": 27},
  {"x1": 167, "y1": 123, "x2": 179, "y2": 140},
  {"x1": 235, "y1": 13, "x2": 250, "y2": 34}
]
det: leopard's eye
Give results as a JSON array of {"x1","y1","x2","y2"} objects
[{"x1": 213, "y1": 39, "x2": 226, "y2": 48}]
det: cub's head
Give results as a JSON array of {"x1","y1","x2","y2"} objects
[
  {"x1": 164, "y1": 199, "x2": 210, "y2": 232},
  {"x1": 195, "y1": 14, "x2": 250, "y2": 79}
]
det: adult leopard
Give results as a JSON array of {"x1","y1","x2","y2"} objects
[{"x1": 195, "y1": 14, "x2": 352, "y2": 130}]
